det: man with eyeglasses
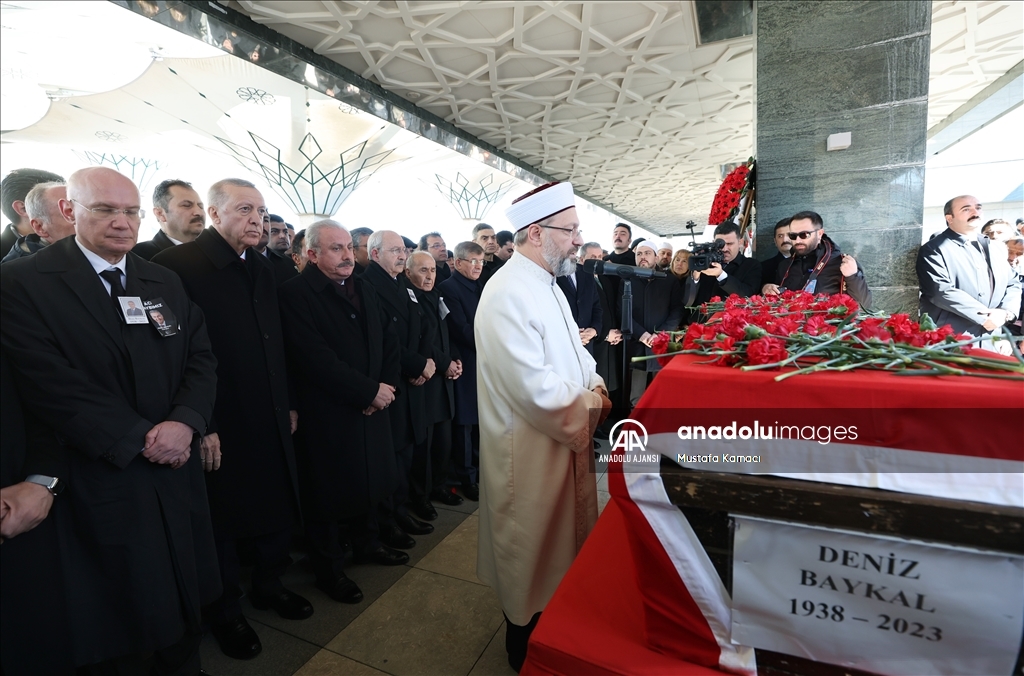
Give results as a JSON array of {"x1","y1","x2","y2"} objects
[
  {"x1": 476, "y1": 182, "x2": 612, "y2": 671},
  {"x1": 154, "y1": 178, "x2": 310, "y2": 661},
  {"x1": 361, "y1": 230, "x2": 437, "y2": 550},
  {"x1": 437, "y1": 241, "x2": 486, "y2": 504},
  {"x1": 418, "y1": 231, "x2": 451, "y2": 283},
  {"x1": 474, "y1": 222, "x2": 504, "y2": 286},
  {"x1": 133, "y1": 179, "x2": 205, "y2": 261},
  {"x1": 1, "y1": 167, "x2": 219, "y2": 674},
  {"x1": 918, "y1": 195, "x2": 1020, "y2": 343},
  {"x1": 766, "y1": 210, "x2": 871, "y2": 308},
  {"x1": 350, "y1": 226, "x2": 374, "y2": 276}
]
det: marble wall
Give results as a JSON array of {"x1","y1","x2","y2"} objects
[{"x1": 755, "y1": 0, "x2": 932, "y2": 313}]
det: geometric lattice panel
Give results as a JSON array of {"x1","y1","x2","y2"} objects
[{"x1": 231, "y1": 0, "x2": 754, "y2": 233}]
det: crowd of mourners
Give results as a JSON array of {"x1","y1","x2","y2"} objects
[{"x1": 0, "y1": 165, "x2": 1020, "y2": 675}]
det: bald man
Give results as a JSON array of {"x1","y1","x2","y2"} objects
[{"x1": 0, "y1": 167, "x2": 219, "y2": 673}]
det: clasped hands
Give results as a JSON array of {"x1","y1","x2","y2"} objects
[{"x1": 363, "y1": 382, "x2": 397, "y2": 416}]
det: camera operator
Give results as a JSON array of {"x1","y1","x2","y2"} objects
[
  {"x1": 611, "y1": 240, "x2": 682, "y2": 406},
  {"x1": 766, "y1": 211, "x2": 871, "y2": 308},
  {"x1": 681, "y1": 222, "x2": 762, "y2": 325}
]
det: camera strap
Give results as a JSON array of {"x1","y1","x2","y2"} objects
[{"x1": 801, "y1": 239, "x2": 833, "y2": 293}]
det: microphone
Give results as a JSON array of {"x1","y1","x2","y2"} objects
[{"x1": 583, "y1": 259, "x2": 667, "y2": 279}]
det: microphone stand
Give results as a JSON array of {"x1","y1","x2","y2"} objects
[{"x1": 620, "y1": 279, "x2": 633, "y2": 416}]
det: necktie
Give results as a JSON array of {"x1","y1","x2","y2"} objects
[{"x1": 99, "y1": 268, "x2": 126, "y2": 318}]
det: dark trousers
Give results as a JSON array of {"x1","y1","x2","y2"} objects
[
  {"x1": 341, "y1": 512, "x2": 381, "y2": 556},
  {"x1": 306, "y1": 521, "x2": 346, "y2": 583},
  {"x1": 451, "y1": 423, "x2": 479, "y2": 485},
  {"x1": 411, "y1": 420, "x2": 452, "y2": 501},
  {"x1": 380, "y1": 441, "x2": 415, "y2": 525},
  {"x1": 205, "y1": 529, "x2": 291, "y2": 624},
  {"x1": 504, "y1": 612, "x2": 542, "y2": 673},
  {"x1": 76, "y1": 629, "x2": 201, "y2": 676}
]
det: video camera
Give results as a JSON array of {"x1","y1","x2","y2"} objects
[{"x1": 689, "y1": 238, "x2": 725, "y2": 273}]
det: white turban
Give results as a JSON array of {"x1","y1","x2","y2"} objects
[
  {"x1": 505, "y1": 182, "x2": 576, "y2": 231},
  {"x1": 658, "y1": 240, "x2": 673, "y2": 252},
  {"x1": 635, "y1": 239, "x2": 658, "y2": 253}
]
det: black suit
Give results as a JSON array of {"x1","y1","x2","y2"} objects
[
  {"x1": 619, "y1": 275, "x2": 683, "y2": 373},
  {"x1": 556, "y1": 264, "x2": 603, "y2": 355},
  {"x1": 411, "y1": 285, "x2": 458, "y2": 501},
  {"x1": 132, "y1": 229, "x2": 177, "y2": 261},
  {"x1": 0, "y1": 237, "x2": 220, "y2": 667},
  {"x1": 437, "y1": 271, "x2": 481, "y2": 485},
  {"x1": 760, "y1": 251, "x2": 788, "y2": 288},
  {"x1": 591, "y1": 270, "x2": 620, "y2": 392},
  {"x1": 153, "y1": 227, "x2": 300, "y2": 623},
  {"x1": 360, "y1": 262, "x2": 430, "y2": 520},
  {"x1": 267, "y1": 246, "x2": 299, "y2": 285},
  {"x1": 1, "y1": 222, "x2": 20, "y2": 260},
  {"x1": 279, "y1": 267, "x2": 401, "y2": 578},
  {"x1": 435, "y1": 259, "x2": 452, "y2": 284},
  {"x1": 681, "y1": 254, "x2": 763, "y2": 325},
  {"x1": 480, "y1": 255, "x2": 504, "y2": 286}
]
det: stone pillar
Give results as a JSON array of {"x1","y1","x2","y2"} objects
[{"x1": 755, "y1": 1, "x2": 931, "y2": 313}]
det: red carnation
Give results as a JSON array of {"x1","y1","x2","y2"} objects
[
  {"x1": 804, "y1": 314, "x2": 836, "y2": 336},
  {"x1": 746, "y1": 336, "x2": 788, "y2": 366},
  {"x1": 857, "y1": 318, "x2": 891, "y2": 343},
  {"x1": 651, "y1": 332, "x2": 671, "y2": 354},
  {"x1": 683, "y1": 323, "x2": 707, "y2": 350},
  {"x1": 710, "y1": 336, "x2": 739, "y2": 366}
]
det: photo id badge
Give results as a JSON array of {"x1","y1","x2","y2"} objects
[
  {"x1": 142, "y1": 297, "x2": 179, "y2": 337},
  {"x1": 407, "y1": 287, "x2": 419, "y2": 303},
  {"x1": 118, "y1": 296, "x2": 149, "y2": 324}
]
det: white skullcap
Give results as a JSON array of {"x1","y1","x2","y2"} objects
[
  {"x1": 635, "y1": 239, "x2": 658, "y2": 253},
  {"x1": 658, "y1": 240, "x2": 673, "y2": 251},
  {"x1": 505, "y1": 182, "x2": 576, "y2": 231}
]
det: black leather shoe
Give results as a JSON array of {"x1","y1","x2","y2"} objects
[
  {"x1": 379, "y1": 523, "x2": 416, "y2": 550},
  {"x1": 316, "y1": 574, "x2": 364, "y2": 604},
  {"x1": 249, "y1": 588, "x2": 314, "y2": 620},
  {"x1": 430, "y1": 487, "x2": 464, "y2": 506},
  {"x1": 396, "y1": 512, "x2": 435, "y2": 535},
  {"x1": 355, "y1": 544, "x2": 410, "y2": 566},
  {"x1": 210, "y1": 616, "x2": 262, "y2": 660},
  {"x1": 461, "y1": 483, "x2": 479, "y2": 501},
  {"x1": 411, "y1": 499, "x2": 438, "y2": 521}
]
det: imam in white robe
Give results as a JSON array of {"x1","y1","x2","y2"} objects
[{"x1": 475, "y1": 251, "x2": 605, "y2": 625}]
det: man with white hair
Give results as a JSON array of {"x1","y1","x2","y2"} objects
[
  {"x1": 476, "y1": 182, "x2": 611, "y2": 671},
  {"x1": 1, "y1": 181, "x2": 73, "y2": 263}
]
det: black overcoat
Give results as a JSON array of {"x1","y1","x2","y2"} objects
[
  {"x1": 278, "y1": 267, "x2": 401, "y2": 521},
  {"x1": 153, "y1": 227, "x2": 299, "y2": 540},
  {"x1": 413, "y1": 285, "x2": 457, "y2": 424},
  {"x1": 131, "y1": 229, "x2": 176, "y2": 261},
  {"x1": 0, "y1": 237, "x2": 220, "y2": 665},
  {"x1": 437, "y1": 271, "x2": 481, "y2": 425},
  {"x1": 556, "y1": 264, "x2": 603, "y2": 355},
  {"x1": 361, "y1": 262, "x2": 429, "y2": 449}
]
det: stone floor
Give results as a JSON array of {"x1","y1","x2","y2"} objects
[{"x1": 200, "y1": 444, "x2": 611, "y2": 676}]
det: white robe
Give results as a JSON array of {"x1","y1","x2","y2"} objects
[{"x1": 475, "y1": 252, "x2": 605, "y2": 625}]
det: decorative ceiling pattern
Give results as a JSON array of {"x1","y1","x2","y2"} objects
[
  {"x1": 229, "y1": 0, "x2": 754, "y2": 233},
  {"x1": 927, "y1": 0, "x2": 1023, "y2": 129}
]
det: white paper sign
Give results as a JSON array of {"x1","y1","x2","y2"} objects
[{"x1": 731, "y1": 516, "x2": 1024, "y2": 676}]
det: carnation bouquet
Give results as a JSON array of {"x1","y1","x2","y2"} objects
[
  {"x1": 642, "y1": 291, "x2": 1024, "y2": 381},
  {"x1": 708, "y1": 158, "x2": 755, "y2": 226}
]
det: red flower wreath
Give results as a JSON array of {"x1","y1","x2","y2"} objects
[{"x1": 708, "y1": 160, "x2": 754, "y2": 225}]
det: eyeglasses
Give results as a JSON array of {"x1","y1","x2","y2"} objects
[
  {"x1": 427, "y1": 243, "x2": 446, "y2": 250},
  {"x1": 540, "y1": 225, "x2": 583, "y2": 239},
  {"x1": 71, "y1": 200, "x2": 145, "y2": 221},
  {"x1": 381, "y1": 247, "x2": 406, "y2": 256},
  {"x1": 787, "y1": 229, "x2": 821, "y2": 240},
  {"x1": 458, "y1": 258, "x2": 484, "y2": 267}
]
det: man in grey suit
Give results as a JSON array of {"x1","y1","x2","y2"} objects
[{"x1": 917, "y1": 195, "x2": 1021, "y2": 342}]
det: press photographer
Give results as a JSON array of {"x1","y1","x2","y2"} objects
[{"x1": 681, "y1": 222, "x2": 762, "y2": 325}]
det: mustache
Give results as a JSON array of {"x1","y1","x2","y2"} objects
[{"x1": 337, "y1": 261, "x2": 354, "y2": 268}]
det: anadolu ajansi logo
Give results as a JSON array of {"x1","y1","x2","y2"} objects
[{"x1": 609, "y1": 419, "x2": 648, "y2": 453}]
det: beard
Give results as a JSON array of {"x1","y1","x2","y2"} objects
[{"x1": 541, "y1": 231, "x2": 576, "y2": 277}]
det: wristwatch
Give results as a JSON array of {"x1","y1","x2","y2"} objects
[{"x1": 25, "y1": 474, "x2": 65, "y2": 496}]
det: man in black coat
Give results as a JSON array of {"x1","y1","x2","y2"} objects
[
  {"x1": 760, "y1": 217, "x2": 792, "y2": 291},
  {"x1": 437, "y1": 241, "x2": 485, "y2": 501},
  {"x1": 132, "y1": 179, "x2": 206, "y2": 260},
  {"x1": 361, "y1": 231, "x2": 436, "y2": 545},
  {"x1": 770, "y1": 211, "x2": 872, "y2": 308},
  {"x1": 265, "y1": 214, "x2": 299, "y2": 285},
  {"x1": 681, "y1": 222, "x2": 763, "y2": 325},
  {"x1": 279, "y1": 221, "x2": 406, "y2": 601},
  {"x1": 580, "y1": 243, "x2": 622, "y2": 393},
  {"x1": 475, "y1": 222, "x2": 505, "y2": 286},
  {"x1": 557, "y1": 247, "x2": 604, "y2": 356},
  {"x1": 620, "y1": 240, "x2": 684, "y2": 406},
  {"x1": 419, "y1": 230, "x2": 451, "y2": 284},
  {"x1": 153, "y1": 178, "x2": 310, "y2": 661},
  {"x1": 0, "y1": 167, "x2": 220, "y2": 674},
  {"x1": 405, "y1": 251, "x2": 463, "y2": 520},
  {"x1": 1, "y1": 167, "x2": 64, "y2": 258}
]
